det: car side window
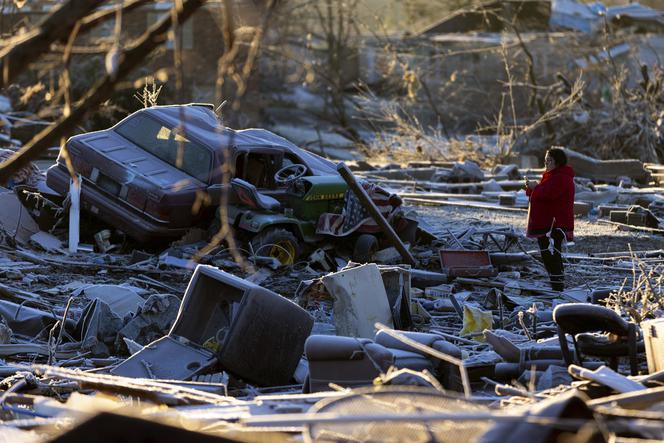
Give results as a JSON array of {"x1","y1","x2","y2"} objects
[
  {"x1": 116, "y1": 114, "x2": 212, "y2": 182},
  {"x1": 235, "y1": 152, "x2": 283, "y2": 189}
]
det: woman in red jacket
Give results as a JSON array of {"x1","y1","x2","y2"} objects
[{"x1": 526, "y1": 147, "x2": 575, "y2": 291}]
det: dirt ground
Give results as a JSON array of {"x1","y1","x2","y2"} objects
[
  {"x1": 416, "y1": 203, "x2": 664, "y2": 291},
  {"x1": 417, "y1": 204, "x2": 664, "y2": 255}
]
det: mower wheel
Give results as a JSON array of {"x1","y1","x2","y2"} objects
[
  {"x1": 353, "y1": 234, "x2": 378, "y2": 263},
  {"x1": 251, "y1": 228, "x2": 300, "y2": 265}
]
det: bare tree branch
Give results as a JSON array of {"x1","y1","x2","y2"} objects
[
  {"x1": 77, "y1": 0, "x2": 152, "y2": 37},
  {"x1": 0, "y1": 0, "x2": 105, "y2": 88},
  {"x1": 0, "y1": 0, "x2": 207, "y2": 183}
]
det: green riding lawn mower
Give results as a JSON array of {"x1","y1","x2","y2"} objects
[{"x1": 220, "y1": 164, "x2": 419, "y2": 265}]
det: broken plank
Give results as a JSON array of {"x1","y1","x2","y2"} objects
[
  {"x1": 597, "y1": 219, "x2": 664, "y2": 234},
  {"x1": 29, "y1": 365, "x2": 237, "y2": 406},
  {"x1": 403, "y1": 198, "x2": 528, "y2": 212}
]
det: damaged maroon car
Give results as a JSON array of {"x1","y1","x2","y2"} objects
[{"x1": 46, "y1": 104, "x2": 337, "y2": 243}]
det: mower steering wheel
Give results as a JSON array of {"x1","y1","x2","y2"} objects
[{"x1": 274, "y1": 164, "x2": 307, "y2": 185}]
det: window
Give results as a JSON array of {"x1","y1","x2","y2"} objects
[
  {"x1": 117, "y1": 114, "x2": 212, "y2": 182},
  {"x1": 234, "y1": 152, "x2": 283, "y2": 189}
]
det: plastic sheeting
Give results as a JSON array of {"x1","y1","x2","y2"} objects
[{"x1": 460, "y1": 305, "x2": 493, "y2": 341}]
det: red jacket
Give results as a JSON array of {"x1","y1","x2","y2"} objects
[{"x1": 526, "y1": 165, "x2": 575, "y2": 240}]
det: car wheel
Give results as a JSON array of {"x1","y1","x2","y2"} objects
[
  {"x1": 353, "y1": 234, "x2": 378, "y2": 263},
  {"x1": 251, "y1": 228, "x2": 300, "y2": 265}
]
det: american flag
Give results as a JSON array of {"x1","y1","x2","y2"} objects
[{"x1": 316, "y1": 181, "x2": 397, "y2": 236}]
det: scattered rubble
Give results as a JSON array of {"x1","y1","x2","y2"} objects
[{"x1": 1, "y1": 127, "x2": 664, "y2": 441}]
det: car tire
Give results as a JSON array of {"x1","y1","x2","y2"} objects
[
  {"x1": 353, "y1": 234, "x2": 378, "y2": 263},
  {"x1": 251, "y1": 228, "x2": 301, "y2": 265}
]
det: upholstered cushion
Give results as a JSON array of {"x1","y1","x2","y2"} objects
[
  {"x1": 390, "y1": 349, "x2": 435, "y2": 372},
  {"x1": 305, "y1": 335, "x2": 394, "y2": 369},
  {"x1": 576, "y1": 333, "x2": 644, "y2": 357},
  {"x1": 374, "y1": 330, "x2": 462, "y2": 359}
]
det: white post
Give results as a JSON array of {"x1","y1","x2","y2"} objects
[{"x1": 68, "y1": 176, "x2": 80, "y2": 254}]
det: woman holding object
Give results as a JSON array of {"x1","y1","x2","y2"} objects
[{"x1": 525, "y1": 147, "x2": 575, "y2": 291}]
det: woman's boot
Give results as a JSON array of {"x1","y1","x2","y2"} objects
[{"x1": 549, "y1": 252, "x2": 564, "y2": 291}]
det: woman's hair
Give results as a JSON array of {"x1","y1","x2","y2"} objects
[{"x1": 547, "y1": 147, "x2": 567, "y2": 167}]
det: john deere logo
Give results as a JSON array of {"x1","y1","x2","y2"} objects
[{"x1": 304, "y1": 192, "x2": 345, "y2": 201}]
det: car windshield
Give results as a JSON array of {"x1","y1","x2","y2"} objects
[{"x1": 116, "y1": 113, "x2": 212, "y2": 182}]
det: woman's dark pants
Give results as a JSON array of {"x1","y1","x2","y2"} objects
[{"x1": 537, "y1": 230, "x2": 565, "y2": 291}]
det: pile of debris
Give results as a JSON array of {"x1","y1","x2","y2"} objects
[
  {"x1": 355, "y1": 147, "x2": 664, "y2": 233},
  {"x1": 1, "y1": 120, "x2": 664, "y2": 441},
  {"x1": 1, "y1": 231, "x2": 664, "y2": 441}
]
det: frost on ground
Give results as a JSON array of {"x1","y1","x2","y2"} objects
[
  {"x1": 417, "y1": 204, "x2": 664, "y2": 290},
  {"x1": 417, "y1": 205, "x2": 664, "y2": 255}
]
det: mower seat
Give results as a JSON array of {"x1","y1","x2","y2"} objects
[{"x1": 231, "y1": 178, "x2": 280, "y2": 211}]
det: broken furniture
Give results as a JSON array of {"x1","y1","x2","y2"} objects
[
  {"x1": 439, "y1": 250, "x2": 495, "y2": 278},
  {"x1": 374, "y1": 330, "x2": 462, "y2": 388},
  {"x1": 304, "y1": 335, "x2": 394, "y2": 392},
  {"x1": 553, "y1": 303, "x2": 641, "y2": 375},
  {"x1": 484, "y1": 329, "x2": 567, "y2": 363},
  {"x1": 305, "y1": 331, "x2": 463, "y2": 393},
  {"x1": 112, "y1": 265, "x2": 314, "y2": 385}
]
